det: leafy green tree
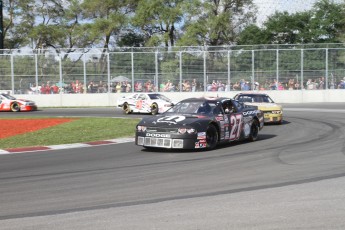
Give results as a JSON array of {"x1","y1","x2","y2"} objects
[
  {"x1": 261, "y1": 11, "x2": 312, "y2": 44},
  {"x1": 57, "y1": 0, "x2": 94, "y2": 53},
  {"x1": 236, "y1": 24, "x2": 266, "y2": 45},
  {"x1": 178, "y1": 0, "x2": 256, "y2": 46},
  {"x1": 309, "y1": 0, "x2": 345, "y2": 43},
  {"x1": 131, "y1": 0, "x2": 183, "y2": 47},
  {"x1": 25, "y1": 0, "x2": 66, "y2": 49},
  {"x1": 238, "y1": 0, "x2": 345, "y2": 45},
  {"x1": 2, "y1": 0, "x2": 88, "y2": 52},
  {"x1": 81, "y1": 0, "x2": 136, "y2": 51},
  {"x1": 1, "y1": 0, "x2": 345, "y2": 51},
  {"x1": 2, "y1": 0, "x2": 34, "y2": 49},
  {"x1": 117, "y1": 32, "x2": 146, "y2": 47}
]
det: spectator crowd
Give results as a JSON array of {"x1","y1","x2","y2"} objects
[{"x1": 27, "y1": 76, "x2": 345, "y2": 94}]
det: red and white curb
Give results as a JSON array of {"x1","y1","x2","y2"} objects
[{"x1": 0, "y1": 137, "x2": 135, "y2": 154}]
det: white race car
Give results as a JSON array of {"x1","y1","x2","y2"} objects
[{"x1": 117, "y1": 93, "x2": 174, "y2": 115}]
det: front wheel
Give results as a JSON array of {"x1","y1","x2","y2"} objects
[
  {"x1": 206, "y1": 124, "x2": 218, "y2": 150},
  {"x1": 248, "y1": 119, "x2": 259, "y2": 142},
  {"x1": 11, "y1": 103, "x2": 20, "y2": 112},
  {"x1": 151, "y1": 103, "x2": 158, "y2": 115}
]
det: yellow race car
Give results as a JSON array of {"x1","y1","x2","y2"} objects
[{"x1": 234, "y1": 93, "x2": 283, "y2": 124}]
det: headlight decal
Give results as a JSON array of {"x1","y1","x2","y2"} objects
[
  {"x1": 137, "y1": 125, "x2": 147, "y2": 132},
  {"x1": 178, "y1": 127, "x2": 196, "y2": 134}
]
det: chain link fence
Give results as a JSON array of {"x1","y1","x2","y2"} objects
[{"x1": 1, "y1": 45, "x2": 345, "y2": 95}]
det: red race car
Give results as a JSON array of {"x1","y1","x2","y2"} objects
[{"x1": 0, "y1": 93, "x2": 38, "y2": 112}]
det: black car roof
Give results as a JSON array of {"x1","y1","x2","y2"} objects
[{"x1": 180, "y1": 97, "x2": 230, "y2": 103}]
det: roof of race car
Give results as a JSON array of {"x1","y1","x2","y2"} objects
[
  {"x1": 234, "y1": 92, "x2": 269, "y2": 97},
  {"x1": 180, "y1": 97, "x2": 230, "y2": 103}
]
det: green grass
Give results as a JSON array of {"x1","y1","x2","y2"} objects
[{"x1": 0, "y1": 117, "x2": 140, "y2": 149}]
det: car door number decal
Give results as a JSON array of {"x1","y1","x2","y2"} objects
[{"x1": 230, "y1": 114, "x2": 243, "y2": 140}]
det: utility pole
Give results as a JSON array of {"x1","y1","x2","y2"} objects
[{"x1": 0, "y1": 0, "x2": 3, "y2": 50}]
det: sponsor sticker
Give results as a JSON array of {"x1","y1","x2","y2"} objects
[
  {"x1": 225, "y1": 132, "x2": 230, "y2": 139},
  {"x1": 197, "y1": 132, "x2": 206, "y2": 139},
  {"x1": 215, "y1": 116, "x2": 224, "y2": 121},
  {"x1": 146, "y1": 133, "x2": 171, "y2": 138},
  {"x1": 195, "y1": 142, "x2": 207, "y2": 148},
  {"x1": 243, "y1": 111, "x2": 256, "y2": 116}
]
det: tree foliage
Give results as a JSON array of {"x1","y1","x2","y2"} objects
[
  {"x1": 238, "y1": 0, "x2": 345, "y2": 45},
  {"x1": 178, "y1": 0, "x2": 256, "y2": 46},
  {"x1": 131, "y1": 0, "x2": 184, "y2": 47},
  {"x1": 1, "y1": 0, "x2": 345, "y2": 51}
]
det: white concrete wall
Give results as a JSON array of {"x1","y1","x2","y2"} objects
[{"x1": 15, "y1": 90, "x2": 345, "y2": 107}]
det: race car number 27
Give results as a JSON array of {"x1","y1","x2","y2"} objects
[{"x1": 230, "y1": 114, "x2": 243, "y2": 140}]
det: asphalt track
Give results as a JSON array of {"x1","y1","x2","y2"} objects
[{"x1": 1, "y1": 103, "x2": 345, "y2": 229}]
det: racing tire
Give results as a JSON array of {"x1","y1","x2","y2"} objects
[
  {"x1": 206, "y1": 124, "x2": 218, "y2": 150},
  {"x1": 248, "y1": 119, "x2": 259, "y2": 142},
  {"x1": 151, "y1": 103, "x2": 158, "y2": 115},
  {"x1": 123, "y1": 102, "x2": 132, "y2": 114},
  {"x1": 10, "y1": 103, "x2": 20, "y2": 112}
]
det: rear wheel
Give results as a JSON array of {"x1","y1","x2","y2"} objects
[
  {"x1": 11, "y1": 103, "x2": 20, "y2": 112},
  {"x1": 206, "y1": 124, "x2": 218, "y2": 150},
  {"x1": 151, "y1": 103, "x2": 158, "y2": 115},
  {"x1": 248, "y1": 119, "x2": 259, "y2": 142},
  {"x1": 123, "y1": 102, "x2": 132, "y2": 114}
]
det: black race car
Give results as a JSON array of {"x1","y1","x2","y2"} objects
[{"x1": 135, "y1": 97, "x2": 264, "y2": 150}]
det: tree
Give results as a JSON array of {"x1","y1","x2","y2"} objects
[
  {"x1": 131, "y1": 0, "x2": 183, "y2": 47},
  {"x1": 261, "y1": 11, "x2": 312, "y2": 44},
  {"x1": 309, "y1": 0, "x2": 345, "y2": 43},
  {"x1": 238, "y1": 0, "x2": 345, "y2": 45},
  {"x1": 24, "y1": 0, "x2": 67, "y2": 49},
  {"x1": 177, "y1": 0, "x2": 256, "y2": 46},
  {"x1": 81, "y1": 0, "x2": 136, "y2": 51},
  {"x1": 236, "y1": 24, "x2": 266, "y2": 45},
  {"x1": 2, "y1": 0, "x2": 34, "y2": 49},
  {"x1": 117, "y1": 32, "x2": 146, "y2": 47},
  {"x1": 57, "y1": 0, "x2": 95, "y2": 53}
]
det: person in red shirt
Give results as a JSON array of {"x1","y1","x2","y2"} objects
[
  {"x1": 45, "y1": 83, "x2": 51, "y2": 94},
  {"x1": 40, "y1": 83, "x2": 46, "y2": 94},
  {"x1": 52, "y1": 84, "x2": 59, "y2": 94}
]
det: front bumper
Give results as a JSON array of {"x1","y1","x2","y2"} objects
[
  {"x1": 136, "y1": 133, "x2": 201, "y2": 149},
  {"x1": 21, "y1": 105, "x2": 38, "y2": 111},
  {"x1": 263, "y1": 113, "x2": 282, "y2": 123}
]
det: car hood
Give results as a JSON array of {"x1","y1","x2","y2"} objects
[
  {"x1": 18, "y1": 99, "x2": 35, "y2": 102},
  {"x1": 4, "y1": 98, "x2": 35, "y2": 104},
  {"x1": 138, "y1": 114, "x2": 209, "y2": 127},
  {"x1": 244, "y1": 102, "x2": 282, "y2": 111}
]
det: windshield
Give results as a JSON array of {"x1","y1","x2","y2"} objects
[
  {"x1": 165, "y1": 101, "x2": 216, "y2": 114},
  {"x1": 148, "y1": 94, "x2": 171, "y2": 102},
  {"x1": 0, "y1": 94, "x2": 16, "y2": 100},
  {"x1": 238, "y1": 95, "x2": 274, "y2": 103}
]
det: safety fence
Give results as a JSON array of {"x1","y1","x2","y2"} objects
[{"x1": 1, "y1": 46, "x2": 345, "y2": 95}]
